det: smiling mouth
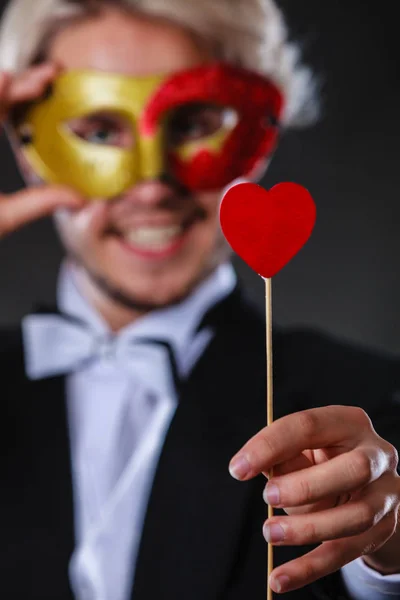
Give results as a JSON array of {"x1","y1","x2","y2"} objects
[
  {"x1": 107, "y1": 211, "x2": 203, "y2": 258},
  {"x1": 123, "y1": 224, "x2": 183, "y2": 250}
]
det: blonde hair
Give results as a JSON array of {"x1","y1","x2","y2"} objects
[{"x1": 0, "y1": 0, "x2": 318, "y2": 127}]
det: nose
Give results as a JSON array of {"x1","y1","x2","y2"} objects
[
  {"x1": 126, "y1": 179, "x2": 176, "y2": 206},
  {"x1": 111, "y1": 179, "x2": 184, "y2": 217}
]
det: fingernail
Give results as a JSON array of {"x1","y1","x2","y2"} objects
[
  {"x1": 62, "y1": 200, "x2": 85, "y2": 213},
  {"x1": 264, "y1": 483, "x2": 280, "y2": 505},
  {"x1": 263, "y1": 522, "x2": 285, "y2": 543},
  {"x1": 270, "y1": 574, "x2": 290, "y2": 593},
  {"x1": 36, "y1": 64, "x2": 56, "y2": 78},
  {"x1": 229, "y1": 455, "x2": 251, "y2": 480}
]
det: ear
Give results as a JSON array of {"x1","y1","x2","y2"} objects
[
  {"x1": 221, "y1": 176, "x2": 250, "y2": 197},
  {"x1": 219, "y1": 158, "x2": 272, "y2": 197},
  {"x1": 246, "y1": 157, "x2": 272, "y2": 182}
]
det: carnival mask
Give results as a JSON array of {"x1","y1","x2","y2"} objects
[{"x1": 18, "y1": 63, "x2": 284, "y2": 198}]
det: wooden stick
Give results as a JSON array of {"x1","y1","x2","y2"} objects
[{"x1": 265, "y1": 277, "x2": 274, "y2": 600}]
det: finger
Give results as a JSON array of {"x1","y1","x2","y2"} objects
[
  {"x1": 0, "y1": 71, "x2": 12, "y2": 120},
  {"x1": 0, "y1": 71, "x2": 11, "y2": 96},
  {"x1": 229, "y1": 406, "x2": 373, "y2": 481},
  {"x1": 268, "y1": 510, "x2": 397, "y2": 594},
  {"x1": 271, "y1": 452, "x2": 340, "y2": 514},
  {"x1": 0, "y1": 186, "x2": 84, "y2": 236},
  {"x1": 59, "y1": 198, "x2": 108, "y2": 235},
  {"x1": 263, "y1": 445, "x2": 387, "y2": 508},
  {"x1": 6, "y1": 63, "x2": 60, "y2": 105},
  {"x1": 263, "y1": 475, "x2": 398, "y2": 547},
  {"x1": 271, "y1": 451, "x2": 313, "y2": 477}
]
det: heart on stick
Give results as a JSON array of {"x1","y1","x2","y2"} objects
[{"x1": 220, "y1": 182, "x2": 316, "y2": 278}]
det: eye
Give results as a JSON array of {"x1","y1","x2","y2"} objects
[
  {"x1": 65, "y1": 112, "x2": 134, "y2": 148},
  {"x1": 166, "y1": 103, "x2": 238, "y2": 147}
]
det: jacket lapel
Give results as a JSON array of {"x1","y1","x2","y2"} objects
[
  {"x1": 1, "y1": 327, "x2": 75, "y2": 599},
  {"x1": 132, "y1": 291, "x2": 278, "y2": 600}
]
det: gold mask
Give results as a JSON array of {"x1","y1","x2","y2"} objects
[{"x1": 20, "y1": 70, "x2": 167, "y2": 199}]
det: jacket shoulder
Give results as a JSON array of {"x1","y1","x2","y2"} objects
[
  {"x1": 225, "y1": 291, "x2": 400, "y2": 413},
  {"x1": 276, "y1": 327, "x2": 399, "y2": 392}
]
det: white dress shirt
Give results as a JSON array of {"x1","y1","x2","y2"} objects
[
  {"x1": 23, "y1": 262, "x2": 235, "y2": 600},
  {"x1": 342, "y1": 557, "x2": 400, "y2": 599},
  {"x1": 22, "y1": 262, "x2": 400, "y2": 600}
]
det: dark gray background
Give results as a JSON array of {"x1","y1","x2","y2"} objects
[{"x1": 0, "y1": 0, "x2": 399, "y2": 353}]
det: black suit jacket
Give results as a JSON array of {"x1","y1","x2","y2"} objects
[{"x1": 1, "y1": 288, "x2": 400, "y2": 600}]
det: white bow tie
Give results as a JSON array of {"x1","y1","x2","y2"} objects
[{"x1": 22, "y1": 313, "x2": 182, "y2": 399}]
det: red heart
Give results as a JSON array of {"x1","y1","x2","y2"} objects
[{"x1": 220, "y1": 182, "x2": 316, "y2": 278}]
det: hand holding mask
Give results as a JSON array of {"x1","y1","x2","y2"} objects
[{"x1": 0, "y1": 63, "x2": 84, "y2": 239}]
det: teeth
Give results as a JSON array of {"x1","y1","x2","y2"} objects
[{"x1": 124, "y1": 225, "x2": 182, "y2": 248}]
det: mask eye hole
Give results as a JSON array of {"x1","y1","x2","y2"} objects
[
  {"x1": 165, "y1": 102, "x2": 238, "y2": 148},
  {"x1": 64, "y1": 111, "x2": 135, "y2": 149}
]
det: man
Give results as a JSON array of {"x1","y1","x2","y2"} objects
[{"x1": 0, "y1": 1, "x2": 399, "y2": 599}]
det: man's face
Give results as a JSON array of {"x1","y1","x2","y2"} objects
[{"x1": 34, "y1": 7, "x2": 233, "y2": 309}]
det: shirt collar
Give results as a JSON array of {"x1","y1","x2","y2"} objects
[{"x1": 57, "y1": 260, "x2": 236, "y2": 360}]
